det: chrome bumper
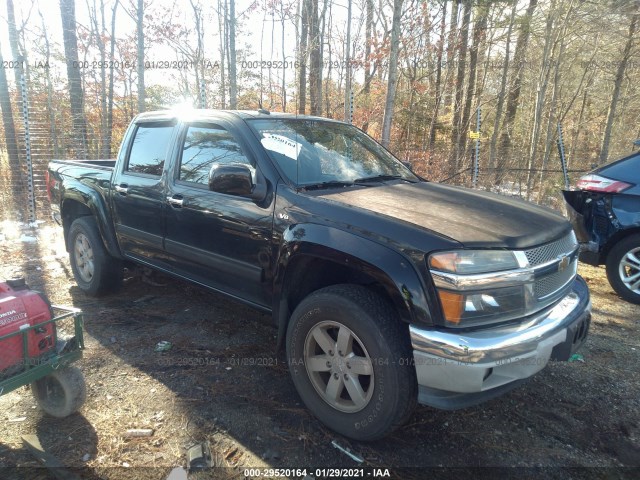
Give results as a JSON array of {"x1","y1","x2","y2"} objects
[{"x1": 410, "y1": 276, "x2": 591, "y2": 409}]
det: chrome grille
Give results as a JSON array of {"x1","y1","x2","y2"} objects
[
  {"x1": 534, "y1": 259, "x2": 577, "y2": 299},
  {"x1": 524, "y1": 232, "x2": 578, "y2": 266}
]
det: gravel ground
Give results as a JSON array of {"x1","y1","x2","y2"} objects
[{"x1": 0, "y1": 219, "x2": 639, "y2": 480}]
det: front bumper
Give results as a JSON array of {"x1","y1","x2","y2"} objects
[{"x1": 410, "y1": 275, "x2": 591, "y2": 409}]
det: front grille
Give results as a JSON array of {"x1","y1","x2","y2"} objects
[
  {"x1": 524, "y1": 232, "x2": 578, "y2": 266},
  {"x1": 534, "y1": 259, "x2": 577, "y2": 299}
]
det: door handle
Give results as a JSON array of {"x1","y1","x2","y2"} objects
[
  {"x1": 166, "y1": 195, "x2": 184, "y2": 207},
  {"x1": 115, "y1": 184, "x2": 128, "y2": 194}
]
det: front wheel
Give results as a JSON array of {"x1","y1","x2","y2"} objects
[
  {"x1": 606, "y1": 234, "x2": 640, "y2": 304},
  {"x1": 286, "y1": 285, "x2": 417, "y2": 441},
  {"x1": 69, "y1": 217, "x2": 122, "y2": 296},
  {"x1": 31, "y1": 366, "x2": 87, "y2": 418}
]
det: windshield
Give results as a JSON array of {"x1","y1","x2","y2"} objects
[{"x1": 248, "y1": 118, "x2": 418, "y2": 186}]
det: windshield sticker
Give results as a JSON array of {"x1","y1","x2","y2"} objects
[{"x1": 261, "y1": 134, "x2": 301, "y2": 160}]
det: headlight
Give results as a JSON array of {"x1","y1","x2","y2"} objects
[
  {"x1": 429, "y1": 250, "x2": 532, "y2": 327},
  {"x1": 429, "y1": 250, "x2": 519, "y2": 274}
]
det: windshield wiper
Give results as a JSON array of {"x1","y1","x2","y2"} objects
[
  {"x1": 301, "y1": 180, "x2": 360, "y2": 191},
  {"x1": 353, "y1": 174, "x2": 415, "y2": 183}
]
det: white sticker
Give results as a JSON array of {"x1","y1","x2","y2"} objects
[{"x1": 261, "y1": 134, "x2": 301, "y2": 160}]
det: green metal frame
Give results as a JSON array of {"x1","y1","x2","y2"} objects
[{"x1": 0, "y1": 306, "x2": 84, "y2": 397}]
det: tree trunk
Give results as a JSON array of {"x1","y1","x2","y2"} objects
[
  {"x1": 136, "y1": 0, "x2": 145, "y2": 113},
  {"x1": 281, "y1": 2, "x2": 287, "y2": 111},
  {"x1": 380, "y1": 0, "x2": 404, "y2": 148},
  {"x1": 298, "y1": 0, "x2": 310, "y2": 114},
  {"x1": 106, "y1": 0, "x2": 118, "y2": 157},
  {"x1": 343, "y1": 0, "x2": 352, "y2": 122},
  {"x1": 0, "y1": 43, "x2": 21, "y2": 199},
  {"x1": 599, "y1": 13, "x2": 638, "y2": 165},
  {"x1": 460, "y1": 1, "x2": 488, "y2": 158},
  {"x1": 38, "y1": 9, "x2": 60, "y2": 157},
  {"x1": 525, "y1": 0, "x2": 556, "y2": 199},
  {"x1": 228, "y1": 0, "x2": 237, "y2": 108},
  {"x1": 218, "y1": 0, "x2": 226, "y2": 108},
  {"x1": 308, "y1": 0, "x2": 321, "y2": 115},
  {"x1": 488, "y1": 2, "x2": 517, "y2": 181},
  {"x1": 6, "y1": 0, "x2": 23, "y2": 97},
  {"x1": 427, "y1": 0, "x2": 447, "y2": 154},
  {"x1": 361, "y1": 0, "x2": 374, "y2": 132},
  {"x1": 443, "y1": 0, "x2": 459, "y2": 111},
  {"x1": 449, "y1": 0, "x2": 471, "y2": 171},
  {"x1": 500, "y1": 0, "x2": 538, "y2": 155},
  {"x1": 60, "y1": 0, "x2": 88, "y2": 158}
]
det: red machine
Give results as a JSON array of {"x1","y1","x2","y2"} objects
[{"x1": 0, "y1": 279, "x2": 56, "y2": 376}]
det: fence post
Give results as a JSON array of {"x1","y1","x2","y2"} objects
[
  {"x1": 557, "y1": 123, "x2": 569, "y2": 189},
  {"x1": 19, "y1": 69, "x2": 36, "y2": 224},
  {"x1": 472, "y1": 106, "x2": 481, "y2": 188},
  {"x1": 199, "y1": 79, "x2": 206, "y2": 109}
]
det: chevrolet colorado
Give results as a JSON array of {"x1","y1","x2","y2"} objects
[{"x1": 47, "y1": 110, "x2": 591, "y2": 440}]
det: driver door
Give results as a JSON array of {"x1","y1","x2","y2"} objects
[{"x1": 163, "y1": 120, "x2": 274, "y2": 308}]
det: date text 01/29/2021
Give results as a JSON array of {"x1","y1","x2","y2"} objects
[{"x1": 243, "y1": 468, "x2": 392, "y2": 478}]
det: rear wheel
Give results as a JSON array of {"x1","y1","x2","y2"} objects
[
  {"x1": 606, "y1": 234, "x2": 640, "y2": 304},
  {"x1": 31, "y1": 366, "x2": 86, "y2": 418},
  {"x1": 286, "y1": 285, "x2": 417, "y2": 441},
  {"x1": 69, "y1": 217, "x2": 122, "y2": 296}
]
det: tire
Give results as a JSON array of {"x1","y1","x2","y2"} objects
[
  {"x1": 69, "y1": 217, "x2": 123, "y2": 296},
  {"x1": 31, "y1": 366, "x2": 87, "y2": 418},
  {"x1": 606, "y1": 234, "x2": 640, "y2": 304},
  {"x1": 286, "y1": 284, "x2": 417, "y2": 441}
]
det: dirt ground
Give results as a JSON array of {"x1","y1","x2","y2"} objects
[{"x1": 0, "y1": 219, "x2": 639, "y2": 480}]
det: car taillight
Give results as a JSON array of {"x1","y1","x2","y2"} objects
[{"x1": 576, "y1": 174, "x2": 632, "y2": 193}]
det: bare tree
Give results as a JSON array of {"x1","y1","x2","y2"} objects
[
  {"x1": 60, "y1": 0, "x2": 89, "y2": 157},
  {"x1": 488, "y1": 2, "x2": 517, "y2": 179},
  {"x1": 427, "y1": 0, "x2": 447, "y2": 153},
  {"x1": 0, "y1": 42, "x2": 21, "y2": 198},
  {"x1": 106, "y1": 0, "x2": 119, "y2": 156},
  {"x1": 6, "y1": 0, "x2": 23, "y2": 98},
  {"x1": 461, "y1": 1, "x2": 489, "y2": 158},
  {"x1": 381, "y1": 0, "x2": 404, "y2": 148},
  {"x1": 136, "y1": 0, "x2": 145, "y2": 113},
  {"x1": 500, "y1": 0, "x2": 538, "y2": 157},
  {"x1": 229, "y1": 0, "x2": 238, "y2": 108},
  {"x1": 308, "y1": 0, "x2": 321, "y2": 115},
  {"x1": 449, "y1": 0, "x2": 471, "y2": 170},
  {"x1": 599, "y1": 13, "x2": 638, "y2": 165},
  {"x1": 298, "y1": 0, "x2": 310, "y2": 113}
]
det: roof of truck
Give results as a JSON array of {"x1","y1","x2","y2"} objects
[{"x1": 133, "y1": 109, "x2": 344, "y2": 124}]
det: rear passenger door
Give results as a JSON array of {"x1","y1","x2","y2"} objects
[
  {"x1": 112, "y1": 119, "x2": 177, "y2": 267},
  {"x1": 164, "y1": 120, "x2": 274, "y2": 308}
]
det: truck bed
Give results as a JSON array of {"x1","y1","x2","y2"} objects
[{"x1": 50, "y1": 159, "x2": 116, "y2": 170}]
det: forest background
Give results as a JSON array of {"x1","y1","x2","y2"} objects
[{"x1": 1, "y1": 0, "x2": 639, "y2": 219}]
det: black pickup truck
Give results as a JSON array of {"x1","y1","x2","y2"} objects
[{"x1": 48, "y1": 110, "x2": 591, "y2": 440}]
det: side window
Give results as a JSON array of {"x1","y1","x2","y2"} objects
[
  {"x1": 127, "y1": 122, "x2": 175, "y2": 176},
  {"x1": 179, "y1": 124, "x2": 251, "y2": 185}
]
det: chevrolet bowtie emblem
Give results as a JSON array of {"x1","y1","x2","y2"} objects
[{"x1": 558, "y1": 254, "x2": 570, "y2": 272}]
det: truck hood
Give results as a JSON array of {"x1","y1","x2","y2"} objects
[{"x1": 314, "y1": 181, "x2": 571, "y2": 249}]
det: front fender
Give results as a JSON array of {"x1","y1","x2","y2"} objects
[
  {"x1": 61, "y1": 180, "x2": 122, "y2": 259},
  {"x1": 273, "y1": 223, "x2": 434, "y2": 346}
]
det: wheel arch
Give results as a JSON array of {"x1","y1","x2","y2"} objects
[
  {"x1": 61, "y1": 187, "x2": 121, "y2": 259},
  {"x1": 273, "y1": 224, "x2": 433, "y2": 350},
  {"x1": 601, "y1": 227, "x2": 640, "y2": 261}
]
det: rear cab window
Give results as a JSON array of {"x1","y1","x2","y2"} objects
[{"x1": 125, "y1": 121, "x2": 176, "y2": 177}]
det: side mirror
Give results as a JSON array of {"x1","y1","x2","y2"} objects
[{"x1": 208, "y1": 164, "x2": 266, "y2": 200}]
